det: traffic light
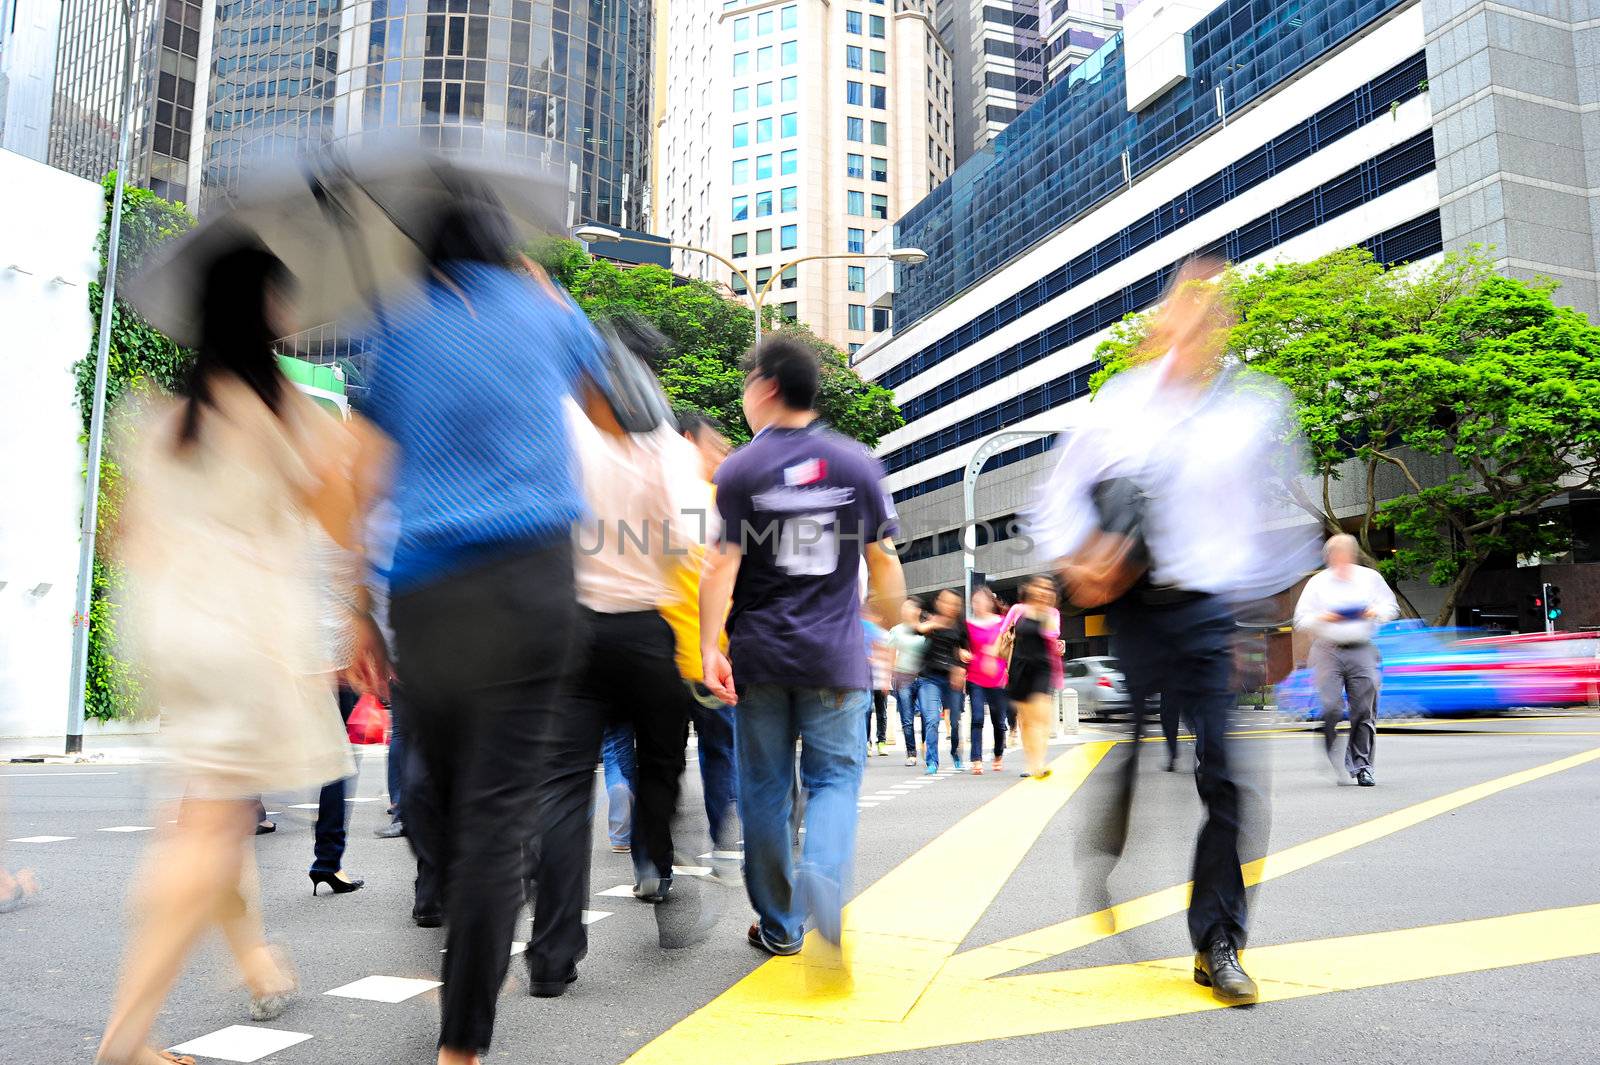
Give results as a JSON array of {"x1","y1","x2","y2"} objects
[{"x1": 1546, "y1": 583, "x2": 1563, "y2": 622}]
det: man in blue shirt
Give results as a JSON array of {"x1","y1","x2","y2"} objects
[
  {"x1": 356, "y1": 199, "x2": 603, "y2": 1065},
  {"x1": 699, "y1": 336, "x2": 905, "y2": 958}
]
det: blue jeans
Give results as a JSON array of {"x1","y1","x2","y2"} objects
[
  {"x1": 688, "y1": 684, "x2": 740, "y2": 852},
  {"x1": 894, "y1": 674, "x2": 920, "y2": 753},
  {"x1": 914, "y1": 676, "x2": 960, "y2": 769},
  {"x1": 601, "y1": 723, "x2": 636, "y2": 849},
  {"x1": 969, "y1": 684, "x2": 1008, "y2": 762},
  {"x1": 312, "y1": 685, "x2": 359, "y2": 874},
  {"x1": 737, "y1": 685, "x2": 867, "y2": 950}
]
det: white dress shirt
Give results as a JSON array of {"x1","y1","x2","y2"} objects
[
  {"x1": 1293, "y1": 565, "x2": 1401, "y2": 644},
  {"x1": 1027, "y1": 354, "x2": 1320, "y2": 601}
]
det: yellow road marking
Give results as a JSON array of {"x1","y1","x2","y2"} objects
[{"x1": 624, "y1": 742, "x2": 1600, "y2": 1065}]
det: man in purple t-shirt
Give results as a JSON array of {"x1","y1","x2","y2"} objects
[{"x1": 700, "y1": 336, "x2": 906, "y2": 958}]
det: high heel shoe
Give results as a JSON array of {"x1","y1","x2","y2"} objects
[{"x1": 309, "y1": 870, "x2": 365, "y2": 896}]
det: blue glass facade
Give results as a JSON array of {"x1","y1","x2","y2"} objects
[{"x1": 892, "y1": 0, "x2": 1411, "y2": 332}]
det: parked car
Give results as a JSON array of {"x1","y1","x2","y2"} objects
[{"x1": 1063, "y1": 656, "x2": 1132, "y2": 719}]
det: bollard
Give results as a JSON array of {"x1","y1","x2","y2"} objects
[{"x1": 1058, "y1": 687, "x2": 1080, "y2": 738}]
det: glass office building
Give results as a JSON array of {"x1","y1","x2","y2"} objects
[{"x1": 202, "y1": 0, "x2": 652, "y2": 229}]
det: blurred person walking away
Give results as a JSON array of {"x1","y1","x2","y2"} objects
[
  {"x1": 965, "y1": 587, "x2": 1011, "y2": 774},
  {"x1": 530, "y1": 369, "x2": 704, "y2": 975},
  {"x1": 600, "y1": 725, "x2": 638, "y2": 853},
  {"x1": 700, "y1": 336, "x2": 905, "y2": 960},
  {"x1": 863, "y1": 611, "x2": 895, "y2": 757},
  {"x1": 353, "y1": 202, "x2": 604, "y2": 1065},
  {"x1": 1294, "y1": 533, "x2": 1399, "y2": 786},
  {"x1": 1000, "y1": 576, "x2": 1063, "y2": 779},
  {"x1": 364, "y1": 499, "x2": 410, "y2": 843},
  {"x1": 659, "y1": 410, "x2": 742, "y2": 882},
  {"x1": 97, "y1": 245, "x2": 360, "y2": 1065},
  {"x1": 887, "y1": 599, "x2": 927, "y2": 767},
  {"x1": 914, "y1": 590, "x2": 970, "y2": 774},
  {"x1": 1031, "y1": 258, "x2": 1319, "y2": 1008}
]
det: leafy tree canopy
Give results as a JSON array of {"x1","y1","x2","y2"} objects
[
  {"x1": 1094, "y1": 247, "x2": 1600, "y2": 625},
  {"x1": 532, "y1": 239, "x2": 903, "y2": 447}
]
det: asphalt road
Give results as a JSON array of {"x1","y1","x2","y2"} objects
[{"x1": 4, "y1": 715, "x2": 1598, "y2": 1064}]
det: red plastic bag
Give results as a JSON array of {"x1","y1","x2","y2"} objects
[{"x1": 346, "y1": 693, "x2": 390, "y2": 745}]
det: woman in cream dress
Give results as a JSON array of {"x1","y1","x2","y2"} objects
[{"x1": 98, "y1": 245, "x2": 359, "y2": 1065}]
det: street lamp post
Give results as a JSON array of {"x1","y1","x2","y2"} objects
[
  {"x1": 570, "y1": 225, "x2": 927, "y2": 344},
  {"x1": 65, "y1": 0, "x2": 147, "y2": 754}
]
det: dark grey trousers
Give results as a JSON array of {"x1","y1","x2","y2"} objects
[{"x1": 1311, "y1": 640, "x2": 1381, "y2": 775}]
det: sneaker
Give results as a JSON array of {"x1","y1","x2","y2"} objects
[
  {"x1": 373, "y1": 821, "x2": 405, "y2": 839},
  {"x1": 903, "y1": 756, "x2": 917, "y2": 767},
  {"x1": 924, "y1": 764, "x2": 938, "y2": 776},
  {"x1": 1356, "y1": 768, "x2": 1376, "y2": 787},
  {"x1": 953, "y1": 758, "x2": 967, "y2": 772},
  {"x1": 747, "y1": 922, "x2": 802, "y2": 957},
  {"x1": 876, "y1": 742, "x2": 888, "y2": 757}
]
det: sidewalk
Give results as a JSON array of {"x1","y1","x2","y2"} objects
[{"x1": 0, "y1": 729, "x2": 165, "y2": 765}]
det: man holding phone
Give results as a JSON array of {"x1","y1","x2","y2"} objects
[{"x1": 1294, "y1": 534, "x2": 1400, "y2": 787}]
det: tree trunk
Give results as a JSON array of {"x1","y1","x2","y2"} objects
[{"x1": 1431, "y1": 556, "x2": 1485, "y2": 628}]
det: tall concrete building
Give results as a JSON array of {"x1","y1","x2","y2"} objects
[
  {"x1": 860, "y1": 0, "x2": 1600, "y2": 638},
  {"x1": 50, "y1": 0, "x2": 211, "y2": 203},
  {"x1": 0, "y1": 0, "x2": 62, "y2": 159},
  {"x1": 654, "y1": 0, "x2": 955, "y2": 350},
  {"x1": 946, "y1": 0, "x2": 1043, "y2": 162},
  {"x1": 1040, "y1": 0, "x2": 1123, "y2": 84},
  {"x1": 201, "y1": 0, "x2": 653, "y2": 228}
]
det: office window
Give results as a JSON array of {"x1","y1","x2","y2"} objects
[
  {"x1": 780, "y1": 148, "x2": 798, "y2": 175},
  {"x1": 849, "y1": 342, "x2": 863, "y2": 354},
  {"x1": 871, "y1": 156, "x2": 887, "y2": 181},
  {"x1": 781, "y1": 112, "x2": 797, "y2": 137},
  {"x1": 847, "y1": 227, "x2": 865, "y2": 253},
  {"x1": 847, "y1": 190, "x2": 865, "y2": 215},
  {"x1": 847, "y1": 152, "x2": 865, "y2": 178},
  {"x1": 871, "y1": 193, "x2": 888, "y2": 219},
  {"x1": 756, "y1": 45, "x2": 773, "y2": 70},
  {"x1": 757, "y1": 81, "x2": 773, "y2": 107},
  {"x1": 870, "y1": 49, "x2": 886, "y2": 73},
  {"x1": 780, "y1": 186, "x2": 797, "y2": 212},
  {"x1": 757, "y1": 10, "x2": 773, "y2": 34},
  {"x1": 870, "y1": 120, "x2": 887, "y2": 145},
  {"x1": 846, "y1": 45, "x2": 862, "y2": 69},
  {"x1": 873, "y1": 307, "x2": 891, "y2": 331},
  {"x1": 780, "y1": 302, "x2": 798, "y2": 320},
  {"x1": 781, "y1": 4, "x2": 797, "y2": 29},
  {"x1": 733, "y1": 16, "x2": 749, "y2": 40},
  {"x1": 732, "y1": 87, "x2": 749, "y2": 111},
  {"x1": 732, "y1": 233, "x2": 749, "y2": 259},
  {"x1": 780, "y1": 224, "x2": 798, "y2": 250},
  {"x1": 732, "y1": 123, "x2": 749, "y2": 147},
  {"x1": 756, "y1": 190, "x2": 773, "y2": 216},
  {"x1": 847, "y1": 265, "x2": 865, "y2": 292},
  {"x1": 847, "y1": 116, "x2": 863, "y2": 141},
  {"x1": 845, "y1": 10, "x2": 862, "y2": 33},
  {"x1": 731, "y1": 158, "x2": 748, "y2": 183},
  {"x1": 781, "y1": 76, "x2": 798, "y2": 101},
  {"x1": 870, "y1": 85, "x2": 886, "y2": 108},
  {"x1": 869, "y1": 13, "x2": 884, "y2": 36},
  {"x1": 848, "y1": 304, "x2": 867, "y2": 330},
  {"x1": 755, "y1": 265, "x2": 773, "y2": 287},
  {"x1": 732, "y1": 272, "x2": 747, "y2": 294},
  {"x1": 756, "y1": 153, "x2": 773, "y2": 180},
  {"x1": 781, "y1": 40, "x2": 797, "y2": 65},
  {"x1": 757, "y1": 117, "x2": 773, "y2": 142},
  {"x1": 732, "y1": 195, "x2": 749, "y2": 220},
  {"x1": 780, "y1": 265, "x2": 797, "y2": 289},
  {"x1": 756, "y1": 229, "x2": 773, "y2": 254},
  {"x1": 733, "y1": 51, "x2": 749, "y2": 76},
  {"x1": 847, "y1": 81, "x2": 863, "y2": 106}
]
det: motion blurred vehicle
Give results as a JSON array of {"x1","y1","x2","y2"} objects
[
  {"x1": 1277, "y1": 622, "x2": 1600, "y2": 719},
  {"x1": 1063, "y1": 656, "x2": 1131, "y2": 719}
]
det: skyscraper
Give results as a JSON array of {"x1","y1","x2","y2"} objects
[
  {"x1": 1040, "y1": 0, "x2": 1124, "y2": 85},
  {"x1": 654, "y1": 0, "x2": 955, "y2": 350},
  {"x1": 0, "y1": 0, "x2": 63, "y2": 160},
  {"x1": 945, "y1": 0, "x2": 1042, "y2": 162},
  {"x1": 50, "y1": 0, "x2": 210, "y2": 203},
  {"x1": 201, "y1": 0, "x2": 654, "y2": 229}
]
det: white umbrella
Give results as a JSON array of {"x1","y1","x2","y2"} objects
[{"x1": 126, "y1": 143, "x2": 566, "y2": 346}]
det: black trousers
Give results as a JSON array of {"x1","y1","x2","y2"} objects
[
  {"x1": 525, "y1": 607, "x2": 687, "y2": 985},
  {"x1": 392, "y1": 543, "x2": 577, "y2": 1055},
  {"x1": 311, "y1": 685, "x2": 359, "y2": 874},
  {"x1": 1103, "y1": 593, "x2": 1252, "y2": 951}
]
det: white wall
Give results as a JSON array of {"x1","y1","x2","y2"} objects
[{"x1": 0, "y1": 150, "x2": 103, "y2": 739}]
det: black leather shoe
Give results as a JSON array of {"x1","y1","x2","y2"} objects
[
  {"x1": 1357, "y1": 768, "x2": 1376, "y2": 787},
  {"x1": 528, "y1": 965, "x2": 578, "y2": 998},
  {"x1": 1165, "y1": 754, "x2": 1178, "y2": 773},
  {"x1": 309, "y1": 870, "x2": 364, "y2": 896},
  {"x1": 1193, "y1": 939, "x2": 1258, "y2": 1004}
]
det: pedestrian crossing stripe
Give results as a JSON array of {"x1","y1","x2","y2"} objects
[{"x1": 623, "y1": 742, "x2": 1600, "y2": 1065}]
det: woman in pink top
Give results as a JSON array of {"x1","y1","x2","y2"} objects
[
  {"x1": 999, "y1": 575, "x2": 1065, "y2": 779},
  {"x1": 964, "y1": 587, "x2": 1012, "y2": 774}
]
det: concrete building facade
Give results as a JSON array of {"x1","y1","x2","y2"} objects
[
  {"x1": 0, "y1": 0, "x2": 62, "y2": 160},
  {"x1": 654, "y1": 0, "x2": 954, "y2": 349}
]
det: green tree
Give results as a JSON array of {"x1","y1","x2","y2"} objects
[
  {"x1": 1094, "y1": 247, "x2": 1600, "y2": 625},
  {"x1": 532, "y1": 239, "x2": 903, "y2": 447},
  {"x1": 73, "y1": 175, "x2": 195, "y2": 720}
]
